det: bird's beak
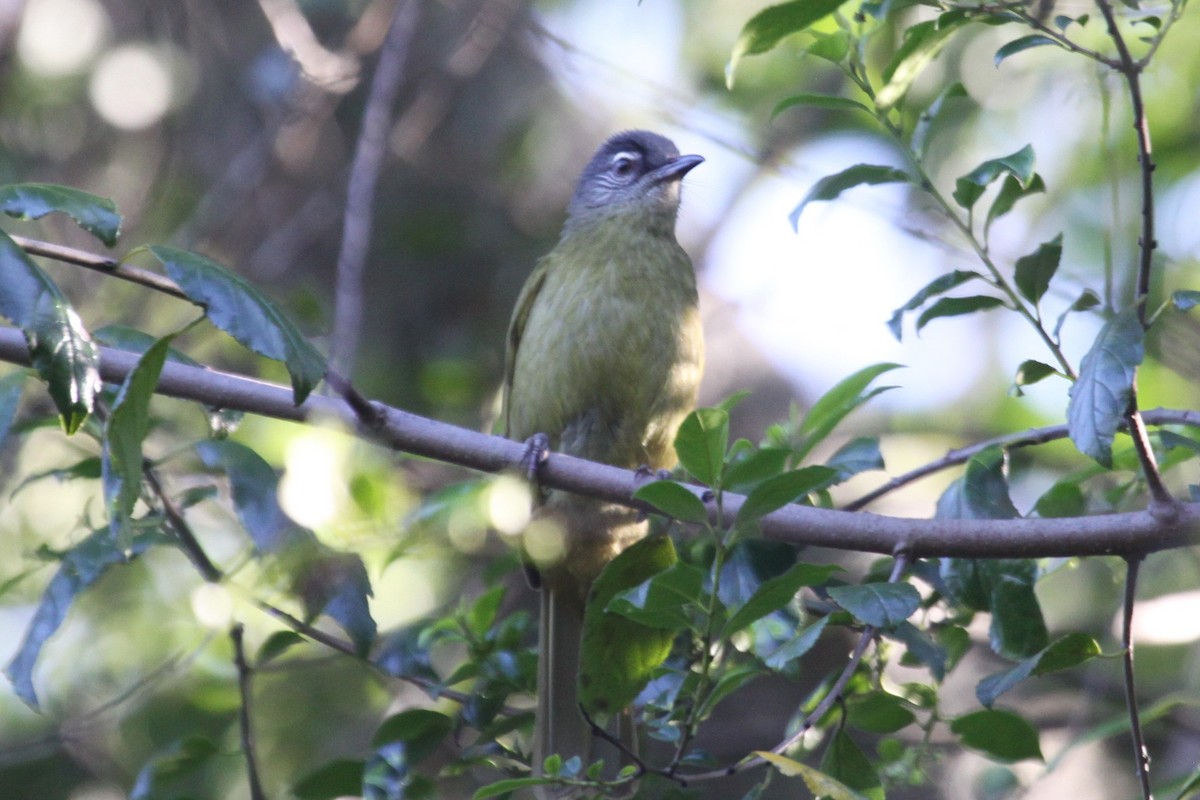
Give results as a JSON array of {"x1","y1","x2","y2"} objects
[{"x1": 650, "y1": 154, "x2": 705, "y2": 183}]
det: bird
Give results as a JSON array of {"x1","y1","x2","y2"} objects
[{"x1": 502, "y1": 130, "x2": 705, "y2": 783}]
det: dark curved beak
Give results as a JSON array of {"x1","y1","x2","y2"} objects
[{"x1": 650, "y1": 154, "x2": 705, "y2": 183}]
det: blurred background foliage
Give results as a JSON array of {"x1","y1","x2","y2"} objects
[{"x1": 1, "y1": 0, "x2": 1200, "y2": 798}]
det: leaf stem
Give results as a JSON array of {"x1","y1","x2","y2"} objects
[
  {"x1": 1121, "y1": 556, "x2": 1152, "y2": 800},
  {"x1": 231, "y1": 623, "x2": 267, "y2": 800}
]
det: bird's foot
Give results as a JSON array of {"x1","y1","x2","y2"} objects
[{"x1": 519, "y1": 433, "x2": 552, "y2": 482}]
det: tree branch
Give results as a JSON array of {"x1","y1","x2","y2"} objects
[
  {"x1": 3, "y1": 323, "x2": 1194, "y2": 562},
  {"x1": 1121, "y1": 556, "x2": 1152, "y2": 800},
  {"x1": 231, "y1": 623, "x2": 268, "y2": 800}
]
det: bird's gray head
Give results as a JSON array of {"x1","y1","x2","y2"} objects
[{"x1": 565, "y1": 130, "x2": 703, "y2": 228}]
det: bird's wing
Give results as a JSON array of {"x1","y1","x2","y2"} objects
[{"x1": 502, "y1": 256, "x2": 551, "y2": 437}]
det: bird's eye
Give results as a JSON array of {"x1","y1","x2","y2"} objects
[{"x1": 609, "y1": 151, "x2": 640, "y2": 179}]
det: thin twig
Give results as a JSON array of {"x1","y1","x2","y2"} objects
[
  {"x1": 144, "y1": 465, "x2": 224, "y2": 582},
  {"x1": 330, "y1": 0, "x2": 418, "y2": 376},
  {"x1": 1120, "y1": 556, "x2": 1153, "y2": 800},
  {"x1": 231, "y1": 623, "x2": 268, "y2": 800},
  {"x1": 11, "y1": 235, "x2": 189, "y2": 300}
]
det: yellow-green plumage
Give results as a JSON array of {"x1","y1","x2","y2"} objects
[{"x1": 501, "y1": 130, "x2": 704, "y2": 784}]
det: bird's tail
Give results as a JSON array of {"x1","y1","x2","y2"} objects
[{"x1": 535, "y1": 583, "x2": 591, "y2": 779}]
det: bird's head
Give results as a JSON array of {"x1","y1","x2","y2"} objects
[{"x1": 565, "y1": 130, "x2": 703, "y2": 232}]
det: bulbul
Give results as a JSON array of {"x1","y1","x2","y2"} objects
[{"x1": 502, "y1": 130, "x2": 705, "y2": 779}]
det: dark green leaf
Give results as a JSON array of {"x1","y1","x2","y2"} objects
[
  {"x1": 194, "y1": 440, "x2": 309, "y2": 552},
  {"x1": 795, "y1": 363, "x2": 902, "y2": 461},
  {"x1": 0, "y1": 183, "x2": 122, "y2": 246},
  {"x1": 634, "y1": 480, "x2": 709, "y2": 524},
  {"x1": 1172, "y1": 290, "x2": 1200, "y2": 311},
  {"x1": 888, "y1": 270, "x2": 983, "y2": 340},
  {"x1": 726, "y1": 0, "x2": 853, "y2": 87},
  {"x1": 1013, "y1": 359, "x2": 1058, "y2": 394},
  {"x1": 887, "y1": 621, "x2": 947, "y2": 681},
  {"x1": 581, "y1": 535, "x2": 678, "y2": 714},
  {"x1": 609, "y1": 562, "x2": 705, "y2": 630},
  {"x1": 978, "y1": 633, "x2": 1101, "y2": 706},
  {"x1": 1054, "y1": 289, "x2": 1101, "y2": 340},
  {"x1": 293, "y1": 549, "x2": 377, "y2": 655},
  {"x1": 790, "y1": 165, "x2": 911, "y2": 229},
  {"x1": 986, "y1": 173, "x2": 1045, "y2": 233},
  {"x1": 915, "y1": 295, "x2": 1006, "y2": 332},
  {"x1": 1067, "y1": 309, "x2": 1144, "y2": 466},
  {"x1": 674, "y1": 407, "x2": 729, "y2": 487},
  {"x1": 771, "y1": 93, "x2": 870, "y2": 120},
  {"x1": 257, "y1": 630, "x2": 306, "y2": 664},
  {"x1": 372, "y1": 709, "x2": 454, "y2": 763},
  {"x1": 847, "y1": 692, "x2": 916, "y2": 734},
  {"x1": 94, "y1": 324, "x2": 204, "y2": 368},
  {"x1": 0, "y1": 370, "x2": 24, "y2": 447},
  {"x1": 718, "y1": 539, "x2": 798, "y2": 609},
  {"x1": 736, "y1": 466, "x2": 837, "y2": 527},
  {"x1": 1033, "y1": 481, "x2": 1085, "y2": 518},
  {"x1": 826, "y1": 437, "x2": 884, "y2": 482},
  {"x1": 764, "y1": 616, "x2": 829, "y2": 672},
  {"x1": 362, "y1": 742, "x2": 413, "y2": 800},
  {"x1": 989, "y1": 573, "x2": 1049, "y2": 659},
  {"x1": 293, "y1": 759, "x2": 366, "y2": 800},
  {"x1": 474, "y1": 777, "x2": 560, "y2": 800},
  {"x1": 5, "y1": 528, "x2": 161, "y2": 707},
  {"x1": 129, "y1": 737, "x2": 219, "y2": 800},
  {"x1": 1014, "y1": 234, "x2": 1063, "y2": 305},
  {"x1": 0, "y1": 232, "x2": 100, "y2": 433},
  {"x1": 145, "y1": 245, "x2": 326, "y2": 404},
  {"x1": 953, "y1": 145, "x2": 1036, "y2": 209},
  {"x1": 723, "y1": 446, "x2": 791, "y2": 493},
  {"x1": 466, "y1": 585, "x2": 505, "y2": 638},
  {"x1": 951, "y1": 709, "x2": 1043, "y2": 763},
  {"x1": 913, "y1": 82, "x2": 969, "y2": 158},
  {"x1": 724, "y1": 562, "x2": 841, "y2": 635},
  {"x1": 820, "y1": 729, "x2": 883, "y2": 800},
  {"x1": 806, "y1": 29, "x2": 851, "y2": 62},
  {"x1": 877, "y1": 15, "x2": 973, "y2": 110},
  {"x1": 828, "y1": 582, "x2": 920, "y2": 628},
  {"x1": 698, "y1": 665, "x2": 764, "y2": 718},
  {"x1": 102, "y1": 334, "x2": 172, "y2": 545},
  {"x1": 935, "y1": 446, "x2": 1019, "y2": 521},
  {"x1": 994, "y1": 34, "x2": 1061, "y2": 66}
]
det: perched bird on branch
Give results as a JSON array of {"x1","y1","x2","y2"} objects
[{"x1": 502, "y1": 130, "x2": 705, "y2": 787}]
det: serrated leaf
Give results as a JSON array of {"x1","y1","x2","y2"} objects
[
  {"x1": 795, "y1": 363, "x2": 902, "y2": 462},
  {"x1": 0, "y1": 183, "x2": 122, "y2": 247},
  {"x1": 736, "y1": 466, "x2": 837, "y2": 527},
  {"x1": 915, "y1": 295, "x2": 1006, "y2": 333},
  {"x1": 790, "y1": 164, "x2": 911, "y2": 229},
  {"x1": 986, "y1": 174, "x2": 1046, "y2": 234},
  {"x1": 144, "y1": 245, "x2": 325, "y2": 404},
  {"x1": 674, "y1": 407, "x2": 729, "y2": 487},
  {"x1": 951, "y1": 709, "x2": 1043, "y2": 763},
  {"x1": 1014, "y1": 234, "x2": 1063, "y2": 305},
  {"x1": 724, "y1": 562, "x2": 841, "y2": 635},
  {"x1": 5, "y1": 528, "x2": 162, "y2": 707},
  {"x1": 876, "y1": 15, "x2": 972, "y2": 111},
  {"x1": 634, "y1": 480, "x2": 709, "y2": 524},
  {"x1": 0, "y1": 370, "x2": 25, "y2": 447},
  {"x1": 764, "y1": 616, "x2": 829, "y2": 672},
  {"x1": 1067, "y1": 309, "x2": 1144, "y2": 467},
  {"x1": 0, "y1": 232, "x2": 100, "y2": 433},
  {"x1": 828, "y1": 582, "x2": 920, "y2": 628},
  {"x1": 953, "y1": 145, "x2": 1036, "y2": 209},
  {"x1": 102, "y1": 334, "x2": 172, "y2": 546},
  {"x1": 580, "y1": 535, "x2": 678, "y2": 715},
  {"x1": 771, "y1": 93, "x2": 870, "y2": 120},
  {"x1": 888, "y1": 270, "x2": 983, "y2": 340},
  {"x1": 994, "y1": 34, "x2": 1061, "y2": 66},
  {"x1": 726, "y1": 0, "x2": 852, "y2": 87},
  {"x1": 756, "y1": 751, "x2": 870, "y2": 799}
]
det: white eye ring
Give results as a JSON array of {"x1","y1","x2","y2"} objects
[{"x1": 610, "y1": 151, "x2": 640, "y2": 177}]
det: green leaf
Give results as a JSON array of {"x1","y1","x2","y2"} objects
[
  {"x1": 465, "y1": 585, "x2": 505, "y2": 637},
  {"x1": 634, "y1": 480, "x2": 709, "y2": 524},
  {"x1": 764, "y1": 616, "x2": 829, "y2": 672},
  {"x1": 473, "y1": 777, "x2": 560, "y2": 800},
  {"x1": 1067, "y1": 309, "x2": 1144, "y2": 467},
  {"x1": 913, "y1": 82, "x2": 969, "y2": 158},
  {"x1": 771, "y1": 93, "x2": 870, "y2": 120},
  {"x1": 988, "y1": 572, "x2": 1049, "y2": 659},
  {"x1": 608, "y1": 561, "x2": 705, "y2": 630},
  {"x1": 718, "y1": 540, "x2": 798, "y2": 609},
  {"x1": 790, "y1": 164, "x2": 911, "y2": 229},
  {"x1": 847, "y1": 691, "x2": 916, "y2": 734},
  {"x1": 5, "y1": 528, "x2": 162, "y2": 707},
  {"x1": 129, "y1": 737, "x2": 220, "y2": 800},
  {"x1": 697, "y1": 664, "x2": 763, "y2": 719},
  {"x1": 144, "y1": 245, "x2": 326, "y2": 404},
  {"x1": 194, "y1": 440, "x2": 308, "y2": 552},
  {"x1": 0, "y1": 232, "x2": 100, "y2": 433},
  {"x1": 293, "y1": 548, "x2": 377, "y2": 656},
  {"x1": 953, "y1": 145, "x2": 1036, "y2": 210},
  {"x1": 0, "y1": 183, "x2": 122, "y2": 247},
  {"x1": 580, "y1": 535, "x2": 679, "y2": 715},
  {"x1": 1173, "y1": 289, "x2": 1200, "y2": 311},
  {"x1": 936, "y1": 446, "x2": 1018, "y2": 521},
  {"x1": 915, "y1": 295, "x2": 1006, "y2": 333},
  {"x1": 888, "y1": 270, "x2": 983, "y2": 340},
  {"x1": 736, "y1": 466, "x2": 837, "y2": 527},
  {"x1": 1053, "y1": 289, "x2": 1101, "y2": 339},
  {"x1": 1014, "y1": 234, "x2": 1063, "y2": 305},
  {"x1": 951, "y1": 709, "x2": 1043, "y2": 763},
  {"x1": 806, "y1": 29, "x2": 851, "y2": 62},
  {"x1": 756, "y1": 751, "x2": 871, "y2": 800},
  {"x1": 724, "y1": 562, "x2": 841, "y2": 635},
  {"x1": 828, "y1": 582, "x2": 920, "y2": 628},
  {"x1": 820, "y1": 729, "x2": 883, "y2": 800},
  {"x1": 0, "y1": 370, "x2": 25, "y2": 447},
  {"x1": 887, "y1": 621, "x2": 948, "y2": 681},
  {"x1": 994, "y1": 34, "x2": 1061, "y2": 66},
  {"x1": 726, "y1": 0, "x2": 852, "y2": 87},
  {"x1": 94, "y1": 324, "x2": 204, "y2": 368},
  {"x1": 674, "y1": 407, "x2": 729, "y2": 487},
  {"x1": 293, "y1": 759, "x2": 366, "y2": 800},
  {"x1": 795, "y1": 363, "x2": 902, "y2": 462},
  {"x1": 976, "y1": 633, "x2": 1101, "y2": 707},
  {"x1": 1033, "y1": 480, "x2": 1085, "y2": 518},
  {"x1": 1013, "y1": 359, "x2": 1058, "y2": 394},
  {"x1": 102, "y1": 334, "x2": 172, "y2": 546},
  {"x1": 257, "y1": 630, "x2": 306, "y2": 664},
  {"x1": 876, "y1": 15, "x2": 973, "y2": 111},
  {"x1": 985, "y1": 173, "x2": 1045, "y2": 233},
  {"x1": 826, "y1": 437, "x2": 884, "y2": 481},
  {"x1": 372, "y1": 709, "x2": 454, "y2": 763},
  {"x1": 723, "y1": 446, "x2": 791, "y2": 492}
]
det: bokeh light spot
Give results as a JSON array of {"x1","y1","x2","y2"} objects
[
  {"x1": 89, "y1": 44, "x2": 173, "y2": 130},
  {"x1": 17, "y1": 0, "x2": 109, "y2": 76}
]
